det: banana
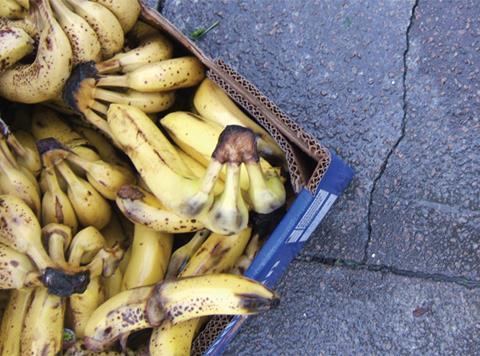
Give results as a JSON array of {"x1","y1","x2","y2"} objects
[
  {"x1": 56, "y1": 159, "x2": 112, "y2": 229},
  {"x1": 150, "y1": 319, "x2": 203, "y2": 356},
  {"x1": 8, "y1": 130, "x2": 41, "y2": 176},
  {"x1": 116, "y1": 185, "x2": 205, "y2": 233},
  {"x1": 121, "y1": 224, "x2": 172, "y2": 290},
  {"x1": 0, "y1": 0, "x2": 24, "y2": 18},
  {"x1": 0, "y1": 288, "x2": 34, "y2": 356},
  {"x1": 68, "y1": 226, "x2": 106, "y2": 266},
  {"x1": 0, "y1": 132, "x2": 41, "y2": 217},
  {"x1": 14, "y1": 0, "x2": 29, "y2": 9},
  {"x1": 92, "y1": 0, "x2": 140, "y2": 32},
  {"x1": 96, "y1": 56, "x2": 205, "y2": 92},
  {"x1": 177, "y1": 148, "x2": 224, "y2": 195},
  {"x1": 64, "y1": 0, "x2": 124, "y2": 59},
  {"x1": 151, "y1": 228, "x2": 252, "y2": 355},
  {"x1": 0, "y1": 26, "x2": 33, "y2": 73},
  {"x1": 165, "y1": 229, "x2": 210, "y2": 279},
  {"x1": 103, "y1": 267, "x2": 122, "y2": 299},
  {"x1": 41, "y1": 163, "x2": 79, "y2": 233},
  {"x1": 100, "y1": 209, "x2": 130, "y2": 248},
  {"x1": 127, "y1": 20, "x2": 158, "y2": 42},
  {"x1": 162, "y1": 112, "x2": 286, "y2": 214},
  {"x1": 194, "y1": 78, "x2": 284, "y2": 159},
  {"x1": 181, "y1": 227, "x2": 252, "y2": 276},
  {"x1": 96, "y1": 33, "x2": 173, "y2": 74},
  {"x1": 93, "y1": 88, "x2": 176, "y2": 113},
  {"x1": 0, "y1": 16, "x2": 37, "y2": 39},
  {"x1": 73, "y1": 125, "x2": 124, "y2": 166},
  {"x1": 107, "y1": 104, "x2": 217, "y2": 218},
  {"x1": 64, "y1": 146, "x2": 135, "y2": 200},
  {"x1": 20, "y1": 287, "x2": 65, "y2": 356},
  {"x1": 49, "y1": 0, "x2": 102, "y2": 66},
  {"x1": 42, "y1": 223, "x2": 73, "y2": 271},
  {"x1": 232, "y1": 232, "x2": 260, "y2": 275},
  {"x1": 0, "y1": 195, "x2": 91, "y2": 296},
  {"x1": 83, "y1": 274, "x2": 279, "y2": 351},
  {"x1": 0, "y1": 242, "x2": 41, "y2": 289},
  {"x1": 0, "y1": 0, "x2": 73, "y2": 103}
]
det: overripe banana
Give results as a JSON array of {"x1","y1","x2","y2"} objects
[
  {"x1": 8, "y1": 129, "x2": 41, "y2": 176},
  {"x1": 151, "y1": 228, "x2": 252, "y2": 355},
  {"x1": 165, "y1": 229, "x2": 210, "y2": 279},
  {"x1": 56, "y1": 159, "x2": 112, "y2": 229},
  {"x1": 40, "y1": 150, "x2": 79, "y2": 232},
  {"x1": 0, "y1": 0, "x2": 73, "y2": 103},
  {"x1": 0, "y1": 288, "x2": 34, "y2": 356},
  {"x1": 162, "y1": 112, "x2": 286, "y2": 214},
  {"x1": 83, "y1": 274, "x2": 279, "y2": 351},
  {"x1": 194, "y1": 78, "x2": 284, "y2": 159},
  {"x1": 91, "y1": 0, "x2": 140, "y2": 32},
  {"x1": 0, "y1": 195, "x2": 89, "y2": 295},
  {"x1": 20, "y1": 287, "x2": 65, "y2": 356},
  {"x1": 0, "y1": 242, "x2": 41, "y2": 289},
  {"x1": 96, "y1": 33, "x2": 173, "y2": 74},
  {"x1": 64, "y1": 0, "x2": 124, "y2": 59},
  {"x1": 232, "y1": 232, "x2": 260, "y2": 275},
  {"x1": 96, "y1": 56, "x2": 205, "y2": 92},
  {"x1": 0, "y1": 26, "x2": 33, "y2": 73},
  {"x1": 63, "y1": 145, "x2": 136, "y2": 200},
  {"x1": 49, "y1": 0, "x2": 102, "y2": 65},
  {"x1": 0, "y1": 0, "x2": 24, "y2": 18},
  {"x1": 0, "y1": 16, "x2": 37, "y2": 38},
  {"x1": 121, "y1": 224, "x2": 172, "y2": 290},
  {"x1": 116, "y1": 185, "x2": 205, "y2": 233}
]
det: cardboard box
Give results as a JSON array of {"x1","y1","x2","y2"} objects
[{"x1": 140, "y1": 5, "x2": 354, "y2": 355}]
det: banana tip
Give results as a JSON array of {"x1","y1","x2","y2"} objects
[{"x1": 237, "y1": 292, "x2": 280, "y2": 313}]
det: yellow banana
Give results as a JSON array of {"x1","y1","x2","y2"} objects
[
  {"x1": 41, "y1": 154, "x2": 79, "y2": 233},
  {"x1": 93, "y1": 88, "x2": 176, "y2": 113},
  {"x1": 0, "y1": 26, "x2": 33, "y2": 72},
  {"x1": 127, "y1": 20, "x2": 158, "y2": 42},
  {"x1": 14, "y1": 0, "x2": 29, "y2": 9},
  {"x1": 31, "y1": 106, "x2": 101, "y2": 164},
  {"x1": 0, "y1": 288, "x2": 34, "y2": 356},
  {"x1": 42, "y1": 223, "x2": 73, "y2": 271},
  {"x1": 151, "y1": 228, "x2": 252, "y2": 355},
  {"x1": 83, "y1": 274, "x2": 278, "y2": 351},
  {"x1": 121, "y1": 224, "x2": 172, "y2": 290},
  {"x1": 8, "y1": 129, "x2": 41, "y2": 176},
  {"x1": 102, "y1": 267, "x2": 122, "y2": 299},
  {"x1": 232, "y1": 232, "x2": 260, "y2": 275},
  {"x1": 0, "y1": 0, "x2": 73, "y2": 103},
  {"x1": 68, "y1": 226, "x2": 106, "y2": 266},
  {"x1": 49, "y1": 0, "x2": 102, "y2": 66},
  {"x1": 165, "y1": 229, "x2": 210, "y2": 279},
  {"x1": 20, "y1": 287, "x2": 65, "y2": 356},
  {"x1": 161, "y1": 112, "x2": 286, "y2": 214},
  {"x1": 0, "y1": 242, "x2": 41, "y2": 289},
  {"x1": 64, "y1": 0, "x2": 124, "y2": 59},
  {"x1": 92, "y1": 0, "x2": 140, "y2": 32},
  {"x1": 0, "y1": 136, "x2": 41, "y2": 217},
  {"x1": 0, "y1": 0, "x2": 24, "y2": 18},
  {"x1": 97, "y1": 56, "x2": 205, "y2": 92},
  {"x1": 194, "y1": 78, "x2": 284, "y2": 159},
  {"x1": 73, "y1": 125, "x2": 125, "y2": 166},
  {"x1": 0, "y1": 16, "x2": 37, "y2": 39},
  {"x1": 96, "y1": 33, "x2": 173, "y2": 74},
  {"x1": 116, "y1": 185, "x2": 205, "y2": 233},
  {"x1": 56, "y1": 159, "x2": 112, "y2": 229},
  {"x1": 64, "y1": 146, "x2": 136, "y2": 200}
]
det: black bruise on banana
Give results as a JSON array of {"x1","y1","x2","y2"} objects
[
  {"x1": 42, "y1": 267, "x2": 90, "y2": 297},
  {"x1": 36, "y1": 136, "x2": 70, "y2": 155},
  {"x1": 212, "y1": 125, "x2": 259, "y2": 165},
  {"x1": 62, "y1": 60, "x2": 99, "y2": 114}
]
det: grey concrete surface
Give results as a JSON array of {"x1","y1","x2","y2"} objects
[
  {"x1": 225, "y1": 261, "x2": 480, "y2": 355},
  {"x1": 158, "y1": 0, "x2": 480, "y2": 354},
  {"x1": 367, "y1": 0, "x2": 480, "y2": 280}
]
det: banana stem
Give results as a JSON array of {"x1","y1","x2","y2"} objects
[
  {"x1": 56, "y1": 160, "x2": 81, "y2": 187},
  {"x1": 47, "y1": 233, "x2": 70, "y2": 270},
  {"x1": 97, "y1": 75, "x2": 128, "y2": 88},
  {"x1": 90, "y1": 100, "x2": 108, "y2": 115},
  {"x1": 93, "y1": 87, "x2": 126, "y2": 103},
  {"x1": 83, "y1": 109, "x2": 116, "y2": 143}
]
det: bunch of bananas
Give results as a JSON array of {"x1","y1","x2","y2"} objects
[{"x1": 0, "y1": 4, "x2": 288, "y2": 353}]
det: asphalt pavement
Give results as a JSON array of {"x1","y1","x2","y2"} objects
[{"x1": 157, "y1": 0, "x2": 480, "y2": 354}]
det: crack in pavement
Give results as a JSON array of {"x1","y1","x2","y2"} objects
[
  {"x1": 363, "y1": 0, "x2": 420, "y2": 263},
  {"x1": 296, "y1": 255, "x2": 480, "y2": 289}
]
